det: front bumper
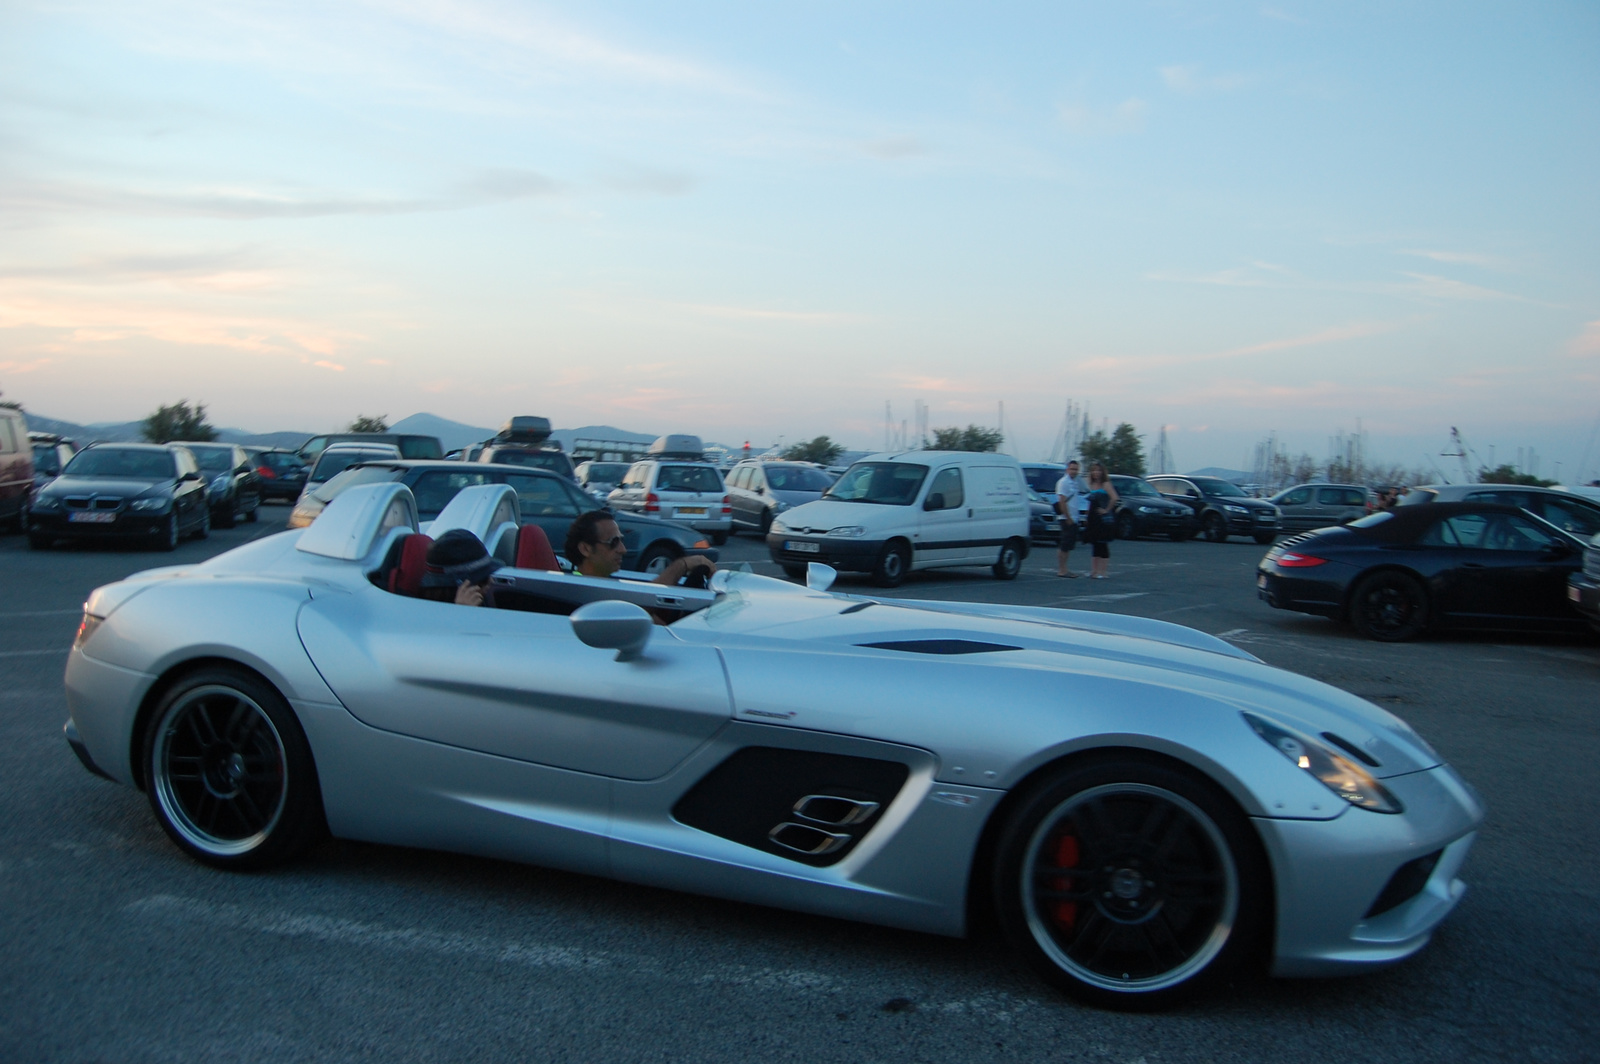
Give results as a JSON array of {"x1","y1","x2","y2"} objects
[
  {"x1": 27, "y1": 509, "x2": 169, "y2": 540},
  {"x1": 1224, "y1": 509, "x2": 1279, "y2": 535},
  {"x1": 1132, "y1": 509, "x2": 1198, "y2": 537},
  {"x1": 1261, "y1": 762, "x2": 1484, "y2": 976},
  {"x1": 766, "y1": 532, "x2": 884, "y2": 573}
]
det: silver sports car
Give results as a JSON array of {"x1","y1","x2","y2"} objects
[{"x1": 63, "y1": 482, "x2": 1484, "y2": 1009}]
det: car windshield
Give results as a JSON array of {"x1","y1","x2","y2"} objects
[
  {"x1": 311, "y1": 450, "x2": 393, "y2": 483},
  {"x1": 1114, "y1": 477, "x2": 1159, "y2": 497},
  {"x1": 494, "y1": 450, "x2": 573, "y2": 475},
  {"x1": 582, "y1": 462, "x2": 629, "y2": 483},
  {"x1": 1189, "y1": 477, "x2": 1249, "y2": 498},
  {"x1": 656, "y1": 465, "x2": 724, "y2": 493},
  {"x1": 823, "y1": 462, "x2": 929, "y2": 505},
  {"x1": 188, "y1": 447, "x2": 235, "y2": 472},
  {"x1": 62, "y1": 448, "x2": 175, "y2": 479},
  {"x1": 310, "y1": 465, "x2": 402, "y2": 503},
  {"x1": 764, "y1": 465, "x2": 833, "y2": 492},
  {"x1": 32, "y1": 444, "x2": 62, "y2": 475}
]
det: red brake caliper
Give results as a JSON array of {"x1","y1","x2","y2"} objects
[{"x1": 1051, "y1": 833, "x2": 1079, "y2": 931}]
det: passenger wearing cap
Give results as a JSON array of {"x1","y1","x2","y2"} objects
[{"x1": 422, "y1": 529, "x2": 501, "y2": 606}]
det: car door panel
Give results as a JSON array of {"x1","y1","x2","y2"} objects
[{"x1": 298, "y1": 590, "x2": 734, "y2": 780}]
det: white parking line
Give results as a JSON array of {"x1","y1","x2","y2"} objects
[
  {"x1": 0, "y1": 609, "x2": 83, "y2": 618},
  {"x1": 0, "y1": 648, "x2": 68, "y2": 658}
]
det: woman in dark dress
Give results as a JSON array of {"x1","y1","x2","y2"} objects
[{"x1": 1084, "y1": 462, "x2": 1120, "y2": 579}]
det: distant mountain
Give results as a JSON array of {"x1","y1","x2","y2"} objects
[
  {"x1": 22, "y1": 412, "x2": 314, "y2": 450},
  {"x1": 388, "y1": 413, "x2": 496, "y2": 452}
]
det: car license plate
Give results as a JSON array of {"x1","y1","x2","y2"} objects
[
  {"x1": 787, "y1": 541, "x2": 819, "y2": 553},
  {"x1": 1256, "y1": 515, "x2": 1275, "y2": 523},
  {"x1": 69, "y1": 512, "x2": 115, "y2": 524},
  {"x1": 676, "y1": 507, "x2": 706, "y2": 516},
  {"x1": 1257, "y1": 574, "x2": 1267, "y2": 589}
]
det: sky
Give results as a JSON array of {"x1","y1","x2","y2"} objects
[{"x1": 1, "y1": 1, "x2": 1597, "y2": 479}]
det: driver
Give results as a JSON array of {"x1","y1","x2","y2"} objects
[{"x1": 565, "y1": 510, "x2": 714, "y2": 587}]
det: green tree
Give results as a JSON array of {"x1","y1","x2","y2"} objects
[
  {"x1": 1478, "y1": 463, "x2": 1556, "y2": 487},
  {"x1": 930, "y1": 425, "x2": 1004, "y2": 452},
  {"x1": 1079, "y1": 423, "x2": 1145, "y2": 475},
  {"x1": 142, "y1": 400, "x2": 217, "y2": 443},
  {"x1": 349, "y1": 414, "x2": 390, "y2": 433},
  {"x1": 780, "y1": 435, "x2": 844, "y2": 465}
]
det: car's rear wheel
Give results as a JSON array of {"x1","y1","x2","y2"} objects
[
  {"x1": 1116, "y1": 512, "x2": 1137, "y2": 541},
  {"x1": 144, "y1": 667, "x2": 326, "y2": 869},
  {"x1": 1350, "y1": 571, "x2": 1428, "y2": 642},
  {"x1": 1202, "y1": 513, "x2": 1228, "y2": 543},
  {"x1": 154, "y1": 514, "x2": 179, "y2": 552},
  {"x1": 993, "y1": 538, "x2": 1024, "y2": 580},
  {"x1": 872, "y1": 541, "x2": 910, "y2": 587},
  {"x1": 993, "y1": 756, "x2": 1266, "y2": 1010},
  {"x1": 637, "y1": 542, "x2": 680, "y2": 576}
]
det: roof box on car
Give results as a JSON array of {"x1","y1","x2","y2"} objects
[
  {"x1": 647, "y1": 434, "x2": 706, "y2": 460},
  {"x1": 497, "y1": 416, "x2": 553, "y2": 446}
]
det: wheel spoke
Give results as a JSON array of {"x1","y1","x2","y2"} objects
[{"x1": 234, "y1": 786, "x2": 267, "y2": 831}]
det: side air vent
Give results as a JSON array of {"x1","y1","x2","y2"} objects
[
  {"x1": 673, "y1": 747, "x2": 910, "y2": 867},
  {"x1": 857, "y1": 639, "x2": 1022, "y2": 655}
]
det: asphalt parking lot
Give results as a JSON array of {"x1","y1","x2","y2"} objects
[{"x1": 2, "y1": 507, "x2": 1596, "y2": 1063}]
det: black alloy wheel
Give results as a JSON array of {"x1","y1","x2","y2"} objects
[
  {"x1": 1350, "y1": 570, "x2": 1429, "y2": 642},
  {"x1": 144, "y1": 667, "x2": 326, "y2": 869},
  {"x1": 993, "y1": 756, "x2": 1266, "y2": 1010},
  {"x1": 993, "y1": 539, "x2": 1024, "y2": 580},
  {"x1": 873, "y1": 541, "x2": 910, "y2": 588},
  {"x1": 1203, "y1": 513, "x2": 1229, "y2": 543}
]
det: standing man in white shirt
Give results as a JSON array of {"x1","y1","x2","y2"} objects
[{"x1": 1055, "y1": 459, "x2": 1086, "y2": 578}]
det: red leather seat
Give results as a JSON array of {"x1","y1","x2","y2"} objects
[
  {"x1": 515, "y1": 524, "x2": 559, "y2": 570},
  {"x1": 389, "y1": 533, "x2": 433, "y2": 595}
]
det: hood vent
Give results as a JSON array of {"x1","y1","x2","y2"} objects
[{"x1": 858, "y1": 639, "x2": 1021, "y2": 655}]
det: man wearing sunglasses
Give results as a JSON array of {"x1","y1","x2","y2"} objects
[{"x1": 565, "y1": 509, "x2": 714, "y2": 586}]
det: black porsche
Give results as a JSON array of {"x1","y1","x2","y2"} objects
[{"x1": 1257, "y1": 501, "x2": 1590, "y2": 641}]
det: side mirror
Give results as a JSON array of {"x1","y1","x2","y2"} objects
[
  {"x1": 805, "y1": 562, "x2": 837, "y2": 593},
  {"x1": 179, "y1": 471, "x2": 199, "y2": 482},
  {"x1": 923, "y1": 492, "x2": 944, "y2": 511},
  {"x1": 755, "y1": 485, "x2": 765, "y2": 494},
  {"x1": 570, "y1": 600, "x2": 653, "y2": 662}
]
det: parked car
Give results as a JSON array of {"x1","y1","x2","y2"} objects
[
  {"x1": 297, "y1": 432, "x2": 443, "y2": 463},
  {"x1": 28, "y1": 432, "x2": 77, "y2": 494},
  {"x1": 1148, "y1": 475, "x2": 1281, "y2": 544},
  {"x1": 174, "y1": 442, "x2": 261, "y2": 528},
  {"x1": 26, "y1": 442, "x2": 210, "y2": 550},
  {"x1": 1268, "y1": 483, "x2": 1372, "y2": 534},
  {"x1": 63, "y1": 477, "x2": 1484, "y2": 1009},
  {"x1": 574, "y1": 460, "x2": 631, "y2": 501},
  {"x1": 0, "y1": 406, "x2": 32, "y2": 531},
  {"x1": 475, "y1": 416, "x2": 577, "y2": 481},
  {"x1": 724, "y1": 460, "x2": 834, "y2": 536},
  {"x1": 250, "y1": 448, "x2": 309, "y2": 503},
  {"x1": 1567, "y1": 532, "x2": 1600, "y2": 634},
  {"x1": 1019, "y1": 462, "x2": 1067, "y2": 504},
  {"x1": 294, "y1": 442, "x2": 403, "y2": 516},
  {"x1": 1026, "y1": 487, "x2": 1063, "y2": 544},
  {"x1": 608, "y1": 436, "x2": 733, "y2": 545},
  {"x1": 1401, "y1": 484, "x2": 1600, "y2": 539},
  {"x1": 288, "y1": 460, "x2": 716, "y2": 574},
  {"x1": 1108, "y1": 475, "x2": 1199, "y2": 541},
  {"x1": 1257, "y1": 502, "x2": 1589, "y2": 641},
  {"x1": 768, "y1": 451, "x2": 1031, "y2": 586}
]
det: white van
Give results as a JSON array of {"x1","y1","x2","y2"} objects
[{"x1": 765, "y1": 451, "x2": 1031, "y2": 586}]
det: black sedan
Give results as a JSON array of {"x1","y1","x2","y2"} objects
[
  {"x1": 1109, "y1": 475, "x2": 1199, "y2": 541},
  {"x1": 1257, "y1": 502, "x2": 1590, "y2": 641},
  {"x1": 26, "y1": 443, "x2": 211, "y2": 551},
  {"x1": 178, "y1": 442, "x2": 262, "y2": 527}
]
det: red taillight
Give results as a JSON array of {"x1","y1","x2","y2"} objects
[
  {"x1": 256, "y1": 465, "x2": 277, "y2": 479},
  {"x1": 1276, "y1": 552, "x2": 1327, "y2": 568},
  {"x1": 644, "y1": 492, "x2": 659, "y2": 514},
  {"x1": 720, "y1": 494, "x2": 731, "y2": 515}
]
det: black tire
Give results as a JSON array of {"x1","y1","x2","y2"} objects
[
  {"x1": 1169, "y1": 528, "x2": 1191, "y2": 542},
  {"x1": 1202, "y1": 513, "x2": 1229, "y2": 543},
  {"x1": 245, "y1": 500, "x2": 259, "y2": 523},
  {"x1": 154, "y1": 514, "x2": 179, "y2": 552},
  {"x1": 872, "y1": 541, "x2": 910, "y2": 588},
  {"x1": 193, "y1": 507, "x2": 210, "y2": 541},
  {"x1": 993, "y1": 538, "x2": 1024, "y2": 580},
  {"x1": 216, "y1": 503, "x2": 236, "y2": 529},
  {"x1": 28, "y1": 532, "x2": 51, "y2": 550},
  {"x1": 782, "y1": 564, "x2": 806, "y2": 581},
  {"x1": 711, "y1": 531, "x2": 728, "y2": 546},
  {"x1": 143, "y1": 666, "x2": 326, "y2": 869},
  {"x1": 993, "y1": 756, "x2": 1267, "y2": 1010},
  {"x1": 637, "y1": 542, "x2": 680, "y2": 576},
  {"x1": 758, "y1": 510, "x2": 774, "y2": 537},
  {"x1": 1116, "y1": 512, "x2": 1137, "y2": 542},
  {"x1": 1350, "y1": 570, "x2": 1429, "y2": 642},
  {"x1": 1252, "y1": 532, "x2": 1276, "y2": 545}
]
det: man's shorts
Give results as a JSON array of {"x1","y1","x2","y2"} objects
[{"x1": 1058, "y1": 521, "x2": 1078, "y2": 551}]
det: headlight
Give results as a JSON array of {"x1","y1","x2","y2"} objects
[
  {"x1": 770, "y1": 519, "x2": 789, "y2": 535},
  {"x1": 1243, "y1": 713, "x2": 1402, "y2": 814},
  {"x1": 73, "y1": 612, "x2": 105, "y2": 649},
  {"x1": 210, "y1": 474, "x2": 231, "y2": 494},
  {"x1": 827, "y1": 525, "x2": 866, "y2": 538},
  {"x1": 1138, "y1": 505, "x2": 1159, "y2": 513},
  {"x1": 31, "y1": 494, "x2": 61, "y2": 512},
  {"x1": 129, "y1": 497, "x2": 169, "y2": 512},
  {"x1": 774, "y1": 500, "x2": 789, "y2": 513},
  {"x1": 1223, "y1": 504, "x2": 1248, "y2": 514}
]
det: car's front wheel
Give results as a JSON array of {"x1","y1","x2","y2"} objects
[
  {"x1": 154, "y1": 514, "x2": 179, "y2": 552},
  {"x1": 1350, "y1": 570, "x2": 1429, "y2": 642},
  {"x1": 993, "y1": 756, "x2": 1267, "y2": 1010},
  {"x1": 872, "y1": 541, "x2": 910, "y2": 587},
  {"x1": 143, "y1": 667, "x2": 326, "y2": 869},
  {"x1": 1202, "y1": 513, "x2": 1228, "y2": 543},
  {"x1": 993, "y1": 538, "x2": 1024, "y2": 580},
  {"x1": 1116, "y1": 512, "x2": 1137, "y2": 541},
  {"x1": 1252, "y1": 532, "x2": 1276, "y2": 545}
]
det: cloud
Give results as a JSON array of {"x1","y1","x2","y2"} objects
[
  {"x1": 1160, "y1": 65, "x2": 1254, "y2": 94},
  {"x1": 1392, "y1": 272, "x2": 1530, "y2": 303},
  {"x1": 1219, "y1": 320, "x2": 1403, "y2": 358},
  {"x1": 1397, "y1": 249, "x2": 1505, "y2": 269},
  {"x1": 860, "y1": 136, "x2": 927, "y2": 160},
  {"x1": 1568, "y1": 320, "x2": 1600, "y2": 358},
  {"x1": 0, "y1": 358, "x2": 53, "y2": 374},
  {"x1": 598, "y1": 166, "x2": 695, "y2": 196},
  {"x1": 1057, "y1": 97, "x2": 1147, "y2": 135},
  {"x1": 674, "y1": 303, "x2": 858, "y2": 324},
  {"x1": 311, "y1": 359, "x2": 346, "y2": 371}
]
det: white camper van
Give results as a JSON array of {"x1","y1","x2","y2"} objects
[{"x1": 765, "y1": 450, "x2": 1031, "y2": 586}]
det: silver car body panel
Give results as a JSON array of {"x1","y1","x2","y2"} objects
[{"x1": 63, "y1": 481, "x2": 1483, "y2": 976}]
